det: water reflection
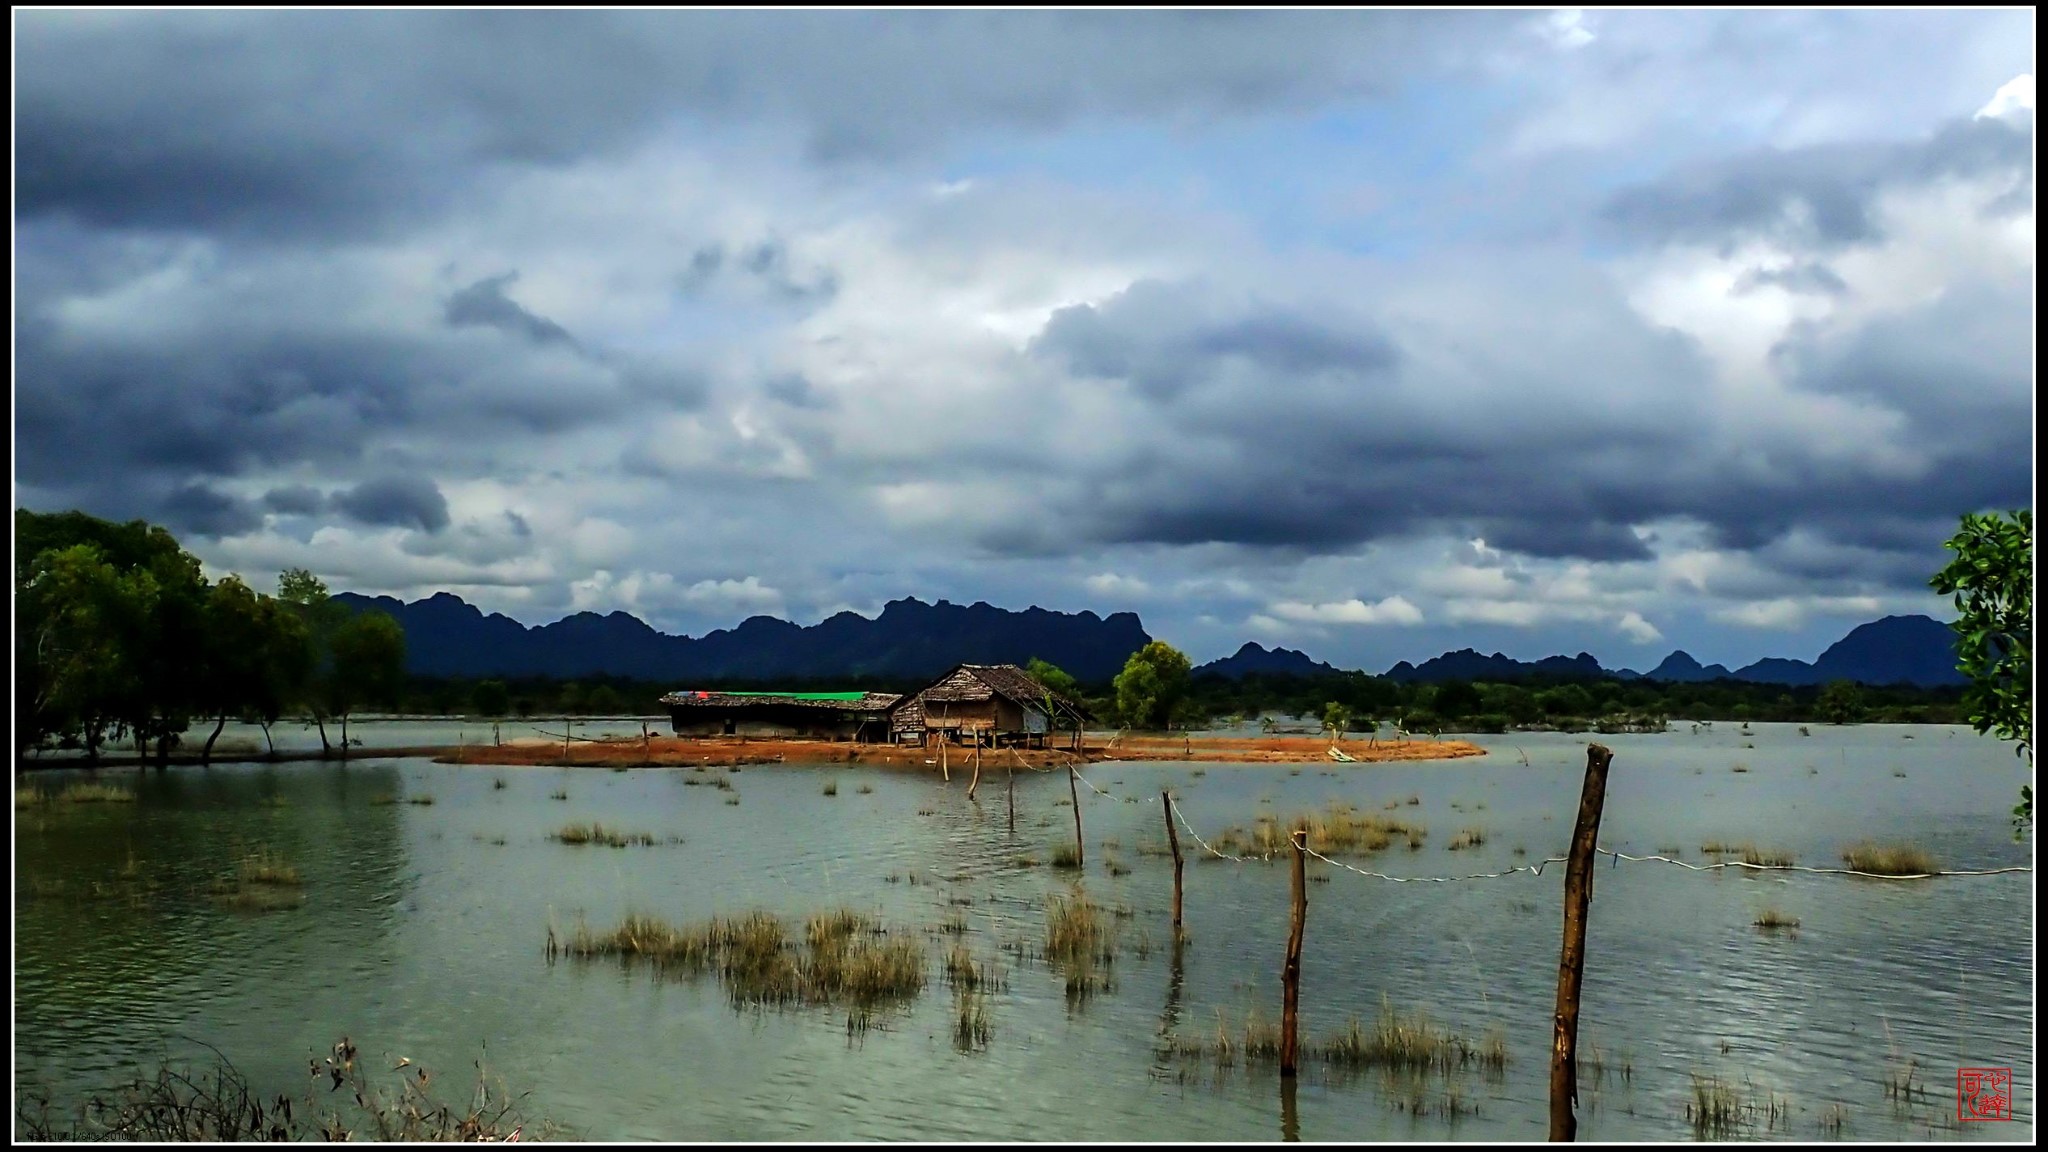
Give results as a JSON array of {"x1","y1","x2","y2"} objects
[{"x1": 13, "y1": 725, "x2": 2035, "y2": 1141}]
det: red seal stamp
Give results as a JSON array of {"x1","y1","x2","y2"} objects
[{"x1": 1957, "y1": 1067, "x2": 2012, "y2": 1122}]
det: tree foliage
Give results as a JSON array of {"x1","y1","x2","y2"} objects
[
  {"x1": 1930, "y1": 509, "x2": 2033, "y2": 835},
  {"x1": 14, "y1": 511, "x2": 396, "y2": 763},
  {"x1": 1816, "y1": 680, "x2": 1866, "y2": 725},
  {"x1": 1113, "y1": 641, "x2": 1193, "y2": 730}
]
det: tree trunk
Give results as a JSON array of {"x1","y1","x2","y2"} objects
[
  {"x1": 260, "y1": 720, "x2": 276, "y2": 759},
  {"x1": 202, "y1": 715, "x2": 226, "y2": 766},
  {"x1": 314, "y1": 715, "x2": 331, "y2": 757},
  {"x1": 340, "y1": 713, "x2": 350, "y2": 760}
]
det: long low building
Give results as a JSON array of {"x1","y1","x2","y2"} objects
[{"x1": 659, "y1": 690, "x2": 902, "y2": 741}]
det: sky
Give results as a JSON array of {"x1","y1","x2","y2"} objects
[{"x1": 13, "y1": 10, "x2": 2036, "y2": 673}]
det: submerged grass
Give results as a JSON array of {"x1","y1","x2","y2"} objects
[
  {"x1": 1446, "y1": 827, "x2": 1488, "y2": 851},
  {"x1": 1045, "y1": 889, "x2": 1118, "y2": 1000},
  {"x1": 551, "y1": 823, "x2": 658, "y2": 848},
  {"x1": 559, "y1": 908, "x2": 924, "y2": 1009},
  {"x1": 1686, "y1": 1073, "x2": 1793, "y2": 1137},
  {"x1": 19, "y1": 781, "x2": 139, "y2": 807},
  {"x1": 1210, "y1": 802, "x2": 1427, "y2": 858},
  {"x1": 1842, "y1": 842, "x2": 1937, "y2": 876},
  {"x1": 1753, "y1": 907, "x2": 1801, "y2": 931},
  {"x1": 209, "y1": 846, "x2": 305, "y2": 911}
]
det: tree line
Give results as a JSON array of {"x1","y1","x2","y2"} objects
[{"x1": 16, "y1": 510, "x2": 406, "y2": 764}]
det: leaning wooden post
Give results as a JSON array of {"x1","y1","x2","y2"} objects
[
  {"x1": 1163, "y1": 789, "x2": 1185, "y2": 934},
  {"x1": 1550, "y1": 742, "x2": 1614, "y2": 1142},
  {"x1": 967, "y1": 735, "x2": 982, "y2": 801},
  {"x1": 1006, "y1": 756, "x2": 1016, "y2": 834},
  {"x1": 1067, "y1": 764, "x2": 1085, "y2": 867},
  {"x1": 941, "y1": 736, "x2": 949, "y2": 782},
  {"x1": 1281, "y1": 827, "x2": 1307, "y2": 1078}
]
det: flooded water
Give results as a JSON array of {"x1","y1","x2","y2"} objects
[{"x1": 14, "y1": 723, "x2": 2034, "y2": 1140}]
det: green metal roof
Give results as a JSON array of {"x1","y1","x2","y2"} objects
[{"x1": 700, "y1": 691, "x2": 868, "y2": 701}]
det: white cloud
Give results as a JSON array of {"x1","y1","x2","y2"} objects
[
  {"x1": 1616, "y1": 611, "x2": 1663, "y2": 644},
  {"x1": 1714, "y1": 595, "x2": 1884, "y2": 630},
  {"x1": 1976, "y1": 73, "x2": 2034, "y2": 120},
  {"x1": 1269, "y1": 596, "x2": 1424, "y2": 626},
  {"x1": 1539, "y1": 9, "x2": 1596, "y2": 51},
  {"x1": 1084, "y1": 572, "x2": 1152, "y2": 597}
]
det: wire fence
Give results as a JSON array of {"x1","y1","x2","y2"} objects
[{"x1": 1049, "y1": 759, "x2": 2032, "y2": 886}]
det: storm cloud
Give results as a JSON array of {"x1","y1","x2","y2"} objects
[{"x1": 13, "y1": 10, "x2": 2033, "y2": 671}]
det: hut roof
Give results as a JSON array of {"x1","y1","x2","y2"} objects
[
  {"x1": 904, "y1": 664, "x2": 1091, "y2": 722},
  {"x1": 659, "y1": 690, "x2": 901, "y2": 712}
]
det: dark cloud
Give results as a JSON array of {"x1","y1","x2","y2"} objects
[
  {"x1": 158, "y1": 483, "x2": 262, "y2": 538},
  {"x1": 1601, "y1": 114, "x2": 2031, "y2": 250},
  {"x1": 16, "y1": 11, "x2": 1514, "y2": 237},
  {"x1": 263, "y1": 485, "x2": 329, "y2": 515},
  {"x1": 445, "y1": 273, "x2": 577, "y2": 346},
  {"x1": 1734, "y1": 262, "x2": 1848, "y2": 296},
  {"x1": 676, "y1": 241, "x2": 839, "y2": 305},
  {"x1": 764, "y1": 373, "x2": 834, "y2": 411},
  {"x1": 334, "y1": 475, "x2": 450, "y2": 532},
  {"x1": 1035, "y1": 279, "x2": 1399, "y2": 402}
]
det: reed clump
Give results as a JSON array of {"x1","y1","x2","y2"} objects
[
  {"x1": 1211, "y1": 802, "x2": 1426, "y2": 858},
  {"x1": 821, "y1": 780, "x2": 839, "y2": 797},
  {"x1": 1318, "y1": 999, "x2": 1506, "y2": 1072},
  {"x1": 1050, "y1": 844, "x2": 1082, "y2": 869},
  {"x1": 1841, "y1": 842, "x2": 1937, "y2": 876},
  {"x1": 1753, "y1": 907, "x2": 1800, "y2": 931},
  {"x1": 1045, "y1": 890, "x2": 1118, "y2": 999},
  {"x1": 1686, "y1": 1073, "x2": 1792, "y2": 1137},
  {"x1": 550, "y1": 823, "x2": 658, "y2": 848},
  {"x1": 561, "y1": 908, "x2": 924, "y2": 1008},
  {"x1": 1446, "y1": 827, "x2": 1487, "y2": 851},
  {"x1": 22, "y1": 781, "x2": 140, "y2": 806},
  {"x1": 209, "y1": 846, "x2": 305, "y2": 911},
  {"x1": 548, "y1": 789, "x2": 569, "y2": 801}
]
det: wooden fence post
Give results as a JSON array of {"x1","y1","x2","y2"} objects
[
  {"x1": 968, "y1": 734, "x2": 982, "y2": 801},
  {"x1": 1550, "y1": 743, "x2": 1614, "y2": 1142},
  {"x1": 1007, "y1": 757, "x2": 1015, "y2": 834},
  {"x1": 1068, "y1": 764, "x2": 1084, "y2": 868},
  {"x1": 1163, "y1": 789, "x2": 1184, "y2": 935},
  {"x1": 1281, "y1": 827, "x2": 1307, "y2": 1077},
  {"x1": 941, "y1": 736, "x2": 949, "y2": 782}
]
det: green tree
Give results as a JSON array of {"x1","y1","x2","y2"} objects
[
  {"x1": 278, "y1": 568, "x2": 349, "y2": 754},
  {"x1": 327, "y1": 610, "x2": 407, "y2": 757},
  {"x1": 1930, "y1": 509, "x2": 2033, "y2": 836},
  {"x1": 472, "y1": 680, "x2": 512, "y2": 718},
  {"x1": 1433, "y1": 679, "x2": 1483, "y2": 718},
  {"x1": 1322, "y1": 701, "x2": 1352, "y2": 746},
  {"x1": 1113, "y1": 641, "x2": 1192, "y2": 730},
  {"x1": 586, "y1": 684, "x2": 624, "y2": 716},
  {"x1": 1024, "y1": 658, "x2": 1084, "y2": 748},
  {"x1": 194, "y1": 576, "x2": 274, "y2": 765},
  {"x1": 1816, "y1": 680, "x2": 1865, "y2": 725},
  {"x1": 16, "y1": 543, "x2": 158, "y2": 761}
]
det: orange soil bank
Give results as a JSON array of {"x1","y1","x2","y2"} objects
[{"x1": 435, "y1": 735, "x2": 1484, "y2": 769}]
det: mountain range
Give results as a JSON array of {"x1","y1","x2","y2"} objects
[{"x1": 334, "y1": 591, "x2": 1964, "y2": 688}]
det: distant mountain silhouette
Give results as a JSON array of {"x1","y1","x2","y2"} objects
[
  {"x1": 331, "y1": 590, "x2": 1963, "y2": 689},
  {"x1": 1373, "y1": 617, "x2": 1959, "y2": 687},
  {"x1": 1383, "y1": 649, "x2": 1622, "y2": 683},
  {"x1": 1643, "y1": 650, "x2": 1735, "y2": 682},
  {"x1": 1729, "y1": 615, "x2": 1964, "y2": 687},
  {"x1": 1194, "y1": 642, "x2": 1340, "y2": 680},
  {"x1": 330, "y1": 592, "x2": 1150, "y2": 683}
]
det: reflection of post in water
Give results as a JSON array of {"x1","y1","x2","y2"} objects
[
  {"x1": 1280, "y1": 1075, "x2": 1300, "y2": 1142},
  {"x1": 1157, "y1": 934, "x2": 1186, "y2": 1045}
]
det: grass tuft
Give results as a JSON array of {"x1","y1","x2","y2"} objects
[{"x1": 1841, "y1": 841, "x2": 1937, "y2": 876}]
